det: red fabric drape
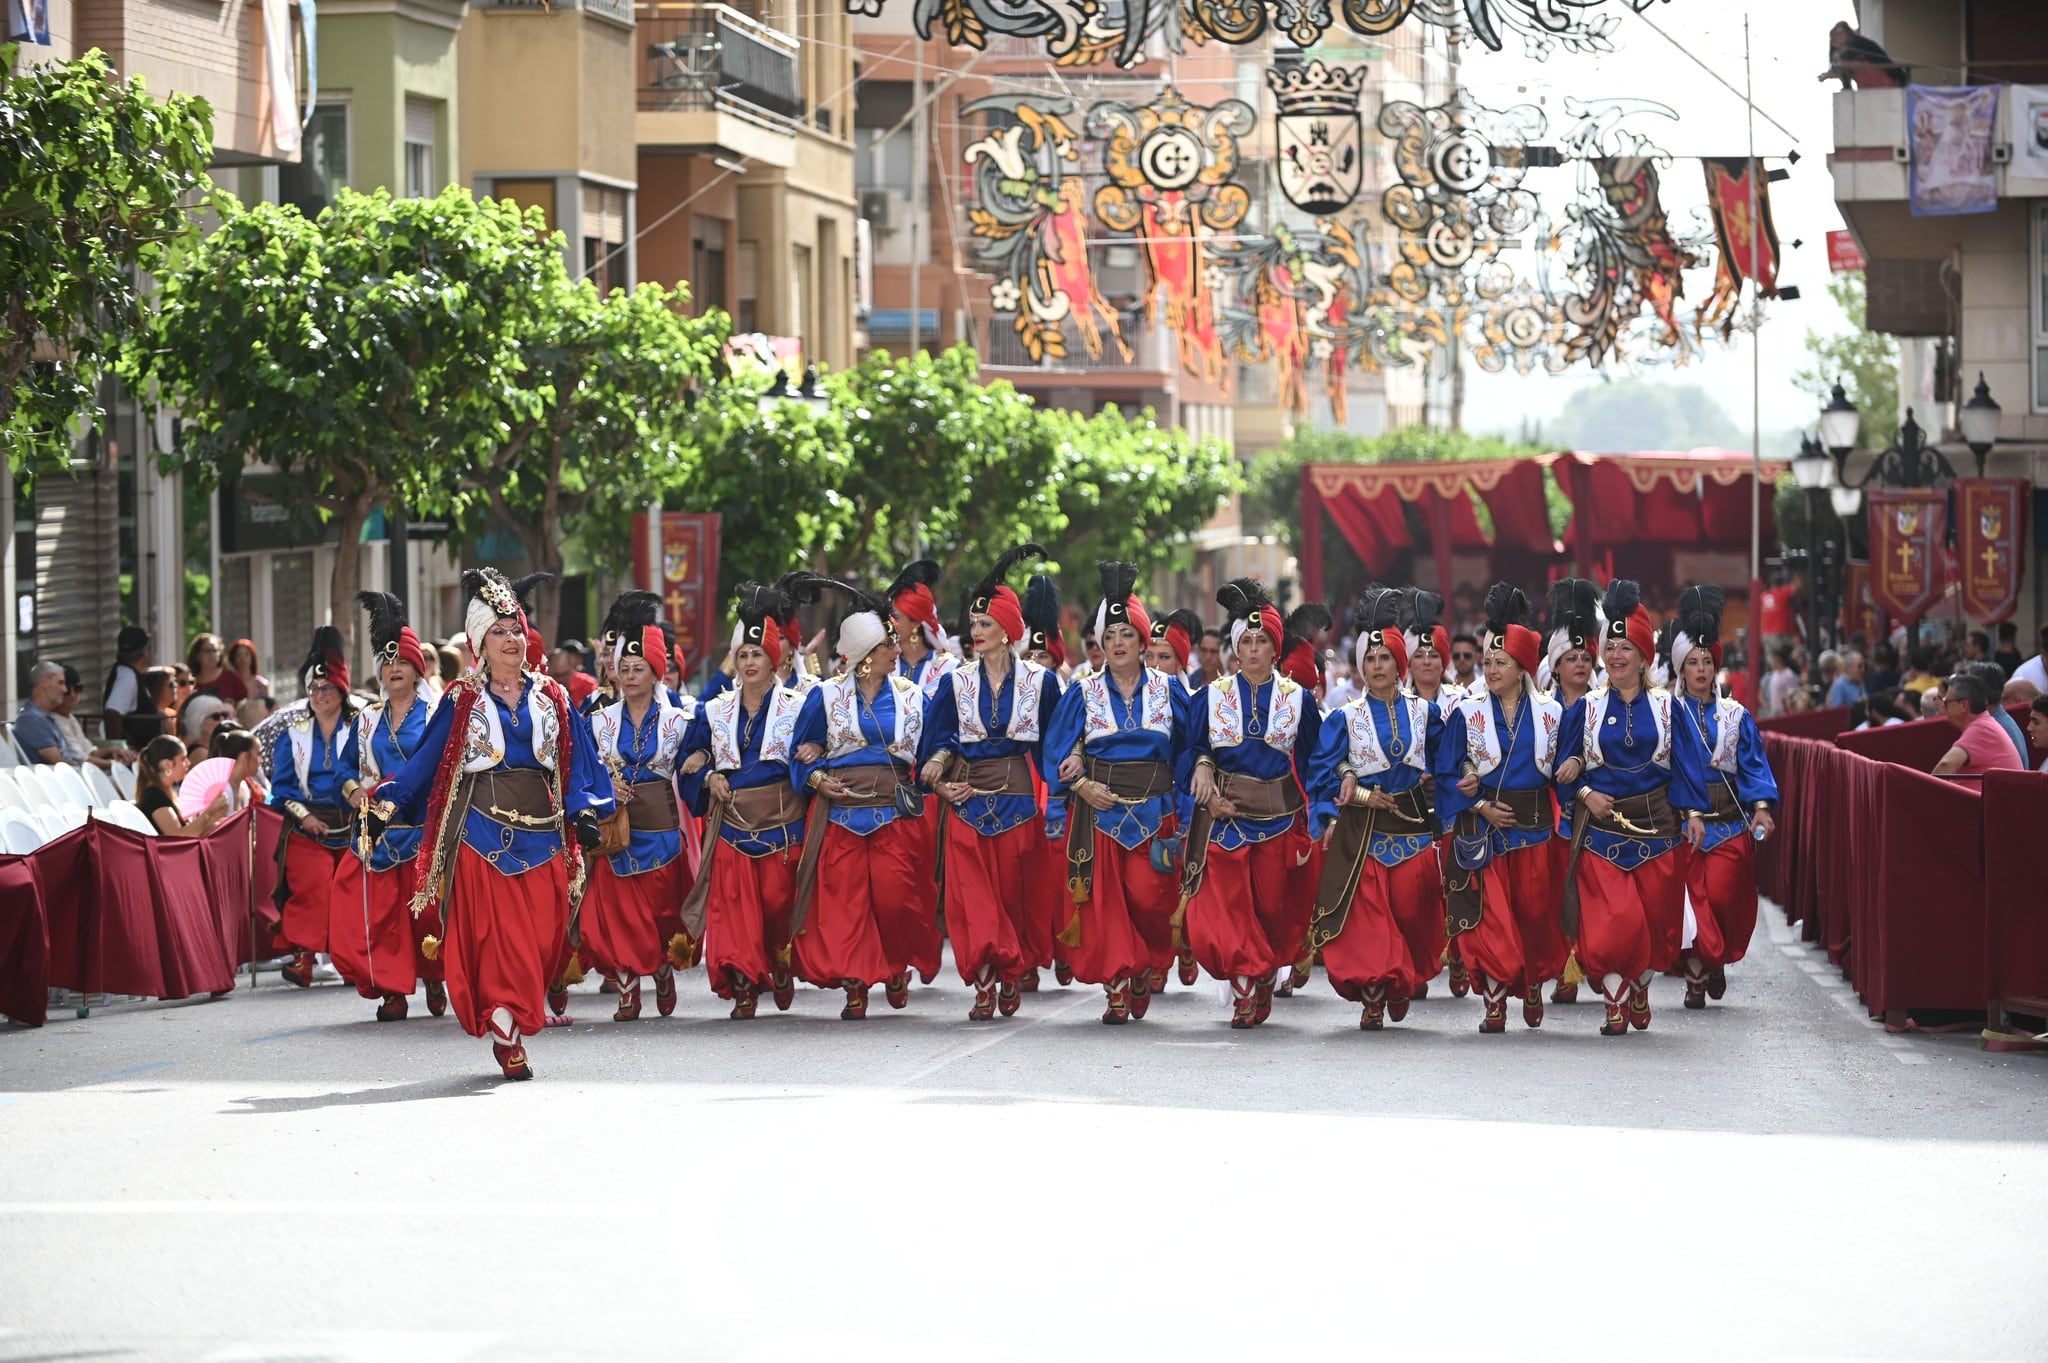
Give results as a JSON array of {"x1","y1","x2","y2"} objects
[
  {"x1": 1835, "y1": 715, "x2": 1971, "y2": 770},
  {"x1": 0, "y1": 809, "x2": 264, "y2": 1025},
  {"x1": 1983, "y1": 770, "x2": 2048, "y2": 1013},
  {"x1": 1758, "y1": 706, "x2": 1855, "y2": 740}
]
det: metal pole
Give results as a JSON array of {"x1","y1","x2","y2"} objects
[
  {"x1": 1744, "y1": 16, "x2": 1765, "y2": 708},
  {"x1": 1804, "y1": 489, "x2": 1821, "y2": 691},
  {"x1": 908, "y1": 53, "x2": 925, "y2": 357}
]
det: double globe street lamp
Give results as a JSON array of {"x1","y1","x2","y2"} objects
[{"x1": 1790, "y1": 373, "x2": 2002, "y2": 684}]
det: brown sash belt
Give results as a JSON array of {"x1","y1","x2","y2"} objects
[
  {"x1": 473, "y1": 769, "x2": 559, "y2": 827},
  {"x1": 793, "y1": 762, "x2": 909, "y2": 930},
  {"x1": 1066, "y1": 758, "x2": 1175, "y2": 906},
  {"x1": 625, "y1": 780, "x2": 680, "y2": 833},
  {"x1": 1444, "y1": 787, "x2": 1550, "y2": 938},
  {"x1": 961, "y1": 754, "x2": 1038, "y2": 798},
  {"x1": 1559, "y1": 787, "x2": 1678, "y2": 943},
  {"x1": 1706, "y1": 783, "x2": 1744, "y2": 821},
  {"x1": 677, "y1": 778, "x2": 806, "y2": 942},
  {"x1": 1177, "y1": 771, "x2": 1304, "y2": 912}
]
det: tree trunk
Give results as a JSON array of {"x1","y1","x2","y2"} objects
[{"x1": 328, "y1": 496, "x2": 371, "y2": 669}]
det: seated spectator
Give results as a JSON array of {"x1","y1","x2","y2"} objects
[
  {"x1": 101, "y1": 625, "x2": 151, "y2": 741},
  {"x1": 1827, "y1": 649, "x2": 1868, "y2": 708},
  {"x1": 122, "y1": 666, "x2": 179, "y2": 747},
  {"x1": 1901, "y1": 646, "x2": 1941, "y2": 694},
  {"x1": 186, "y1": 633, "x2": 248, "y2": 704},
  {"x1": 2029, "y1": 695, "x2": 2048, "y2": 773},
  {"x1": 1920, "y1": 686, "x2": 1944, "y2": 719},
  {"x1": 179, "y1": 693, "x2": 234, "y2": 763},
  {"x1": 214, "y1": 728, "x2": 267, "y2": 808},
  {"x1": 1932, "y1": 673, "x2": 2025, "y2": 777},
  {"x1": 1958, "y1": 661, "x2": 2030, "y2": 769},
  {"x1": 171, "y1": 663, "x2": 195, "y2": 711},
  {"x1": 1817, "y1": 649, "x2": 1841, "y2": 698},
  {"x1": 1859, "y1": 687, "x2": 1905, "y2": 727},
  {"x1": 2011, "y1": 622, "x2": 2048, "y2": 695},
  {"x1": 51, "y1": 665, "x2": 101, "y2": 765},
  {"x1": 2006, "y1": 679, "x2": 2041, "y2": 706},
  {"x1": 13, "y1": 661, "x2": 68, "y2": 763},
  {"x1": 133, "y1": 735, "x2": 230, "y2": 837},
  {"x1": 1866, "y1": 641, "x2": 1900, "y2": 691}
]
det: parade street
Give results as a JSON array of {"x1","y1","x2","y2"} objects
[{"x1": 0, "y1": 905, "x2": 2043, "y2": 1363}]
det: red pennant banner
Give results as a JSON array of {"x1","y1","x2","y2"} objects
[
  {"x1": 1866, "y1": 489, "x2": 1947, "y2": 623},
  {"x1": 1839, "y1": 558, "x2": 1886, "y2": 645},
  {"x1": 630, "y1": 511, "x2": 722, "y2": 677},
  {"x1": 1954, "y1": 478, "x2": 2029, "y2": 623}
]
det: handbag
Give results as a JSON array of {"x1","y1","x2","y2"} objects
[
  {"x1": 1451, "y1": 811, "x2": 1494, "y2": 872},
  {"x1": 596, "y1": 803, "x2": 632, "y2": 857},
  {"x1": 894, "y1": 783, "x2": 926, "y2": 819}
]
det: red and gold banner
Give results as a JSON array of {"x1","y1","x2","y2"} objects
[
  {"x1": 1839, "y1": 559, "x2": 1885, "y2": 645},
  {"x1": 1697, "y1": 156, "x2": 1781, "y2": 336},
  {"x1": 630, "y1": 511, "x2": 722, "y2": 677},
  {"x1": 1866, "y1": 489, "x2": 1947, "y2": 623},
  {"x1": 1955, "y1": 478, "x2": 2029, "y2": 623}
]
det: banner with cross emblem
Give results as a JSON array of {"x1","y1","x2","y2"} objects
[
  {"x1": 1955, "y1": 479, "x2": 2029, "y2": 624},
  {"x1": 1867, "y1": 489, "x2": 1948, "y2": 623}
]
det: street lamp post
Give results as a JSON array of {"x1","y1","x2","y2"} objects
[
  {"x1": 1790, "y1": 434, "x2": 1836, "y2": 690},
  {"x1": 1818, "y1": 373, "x2": 2001, "y2": 513}
]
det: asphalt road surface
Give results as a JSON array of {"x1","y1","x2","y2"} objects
[{"x1": 3, "y1": 903, "x2": 2045, "y2": 1363}]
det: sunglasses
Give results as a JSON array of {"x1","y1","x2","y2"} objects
[{"x1": 1451, "y1": 651, "x2": 1477, "y2": 661}]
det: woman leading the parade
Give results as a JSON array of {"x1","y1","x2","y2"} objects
[
  {"x1": 369, "y1": 569, "x2": 613, "y2": 1080},
  {"x1": 1183, "y1": 579, "x2": 1322, "y2": 1030},
  {"x1": 1308, "y1": 588, "x2": 1442, "y2": 1031},
  {"x1": 1434, "y1": 586, "x2": 1564, "y2": 1033},
  {"x1": 916, "y1": 544, "x2": 1063, "y2": 1022},
  {"x1": 1665, "y1": 586, "x2": 1777, "y2": 1010},
  {"x1": 677, "y1": 583, "x2": 809, "y2": 1019},
  {"x1": 270, "y1": 628, "x2": 356, "y2": 990},
  {"x1": 334, "y1": 594, "x2": 441, "y2": 1021},
  {"x1": 789, "y1": 584, "x2": 926, "y2": 1019},
  {"x1": 1044, "y1": 562, "x2": 1190, "y2": 1024},
  {"x1": 1551, "y1": 580, "x2": 1709, "y2": 1037},
  {"x1": 580, "y1": 602, "x2": 699, "y2": 1023}
]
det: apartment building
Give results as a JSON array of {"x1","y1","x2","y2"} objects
[{"x1": 1828, "y1": 0, "x2": 2048, "y2": 634}]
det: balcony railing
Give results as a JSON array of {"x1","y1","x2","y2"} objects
[
  {"x1": 475, "y1": 0, "x2": 634, "y2": 24},
  {"x1": 978, "y1": 314, "x2": 1172, "y2": 372},
  {"x1": 637, "y1": 3, "x2": 802, "y2": 121}
]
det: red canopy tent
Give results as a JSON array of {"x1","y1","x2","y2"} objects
[{"x1": 1300, "y1": 449, "x2": 1783, "y2": 617}]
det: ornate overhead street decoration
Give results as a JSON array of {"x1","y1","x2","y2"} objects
[
  {"x1": 1269, "y1": 61, "x2": 1368, "y2": 217},
  {"x1": 1088, "y1": 86, "x2": 1255, "y2": 382},
  {"x1": 962, "y1": 95, "x2": 1132, "y2": 366}
]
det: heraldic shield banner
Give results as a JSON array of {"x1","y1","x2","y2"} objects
[
  {"x1": 1867, "y1": 489, "x2": 1948, "y2": 622},
  {"x1": 1955, "y1": 478, "x2": 2029, "y2": 624}
]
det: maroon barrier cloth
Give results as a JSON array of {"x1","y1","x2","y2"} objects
[
  {"x1": 29, "y1": 810, "x2": 259, "y2": 1003},
  {"x1": 1983, "y1": 770, "x2": 2048, "y2": 1014},
  {"x1": 0, "y1": 857, "x2": 49, "y2": 1026},
  {"x1": 1856, "y1": 763, "x2": 1985, "y2": 1018},
  {"x1": 1758, "y1": 706, "x2": 1854, "y2": 740},
  {"x1": 1836, "y1": 715, "x2": 1967, "y2": 769}
]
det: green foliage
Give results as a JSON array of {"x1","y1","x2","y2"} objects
[
  {"x1": 1, "y1": 47, "x2": 212, "y2": 472},
  {"x1": 137, "y1": 185, "x2": 567, "y2": 651},
  {"x1": 1546, "y1": 379, "x2": 1746, "y2": 454},
  {"x1": 459, "y1": 276, "x2": 727, "y2": 639},
  {"x1": 1772, "y1": 470, "x2": 1866, "y2": 561},
  {"x1": 1041, "y1": 404, "x2": 1241, "y2": 580},
  {"x1": 1793, "y1": 273, "x2": 1898, "y2": 453}
]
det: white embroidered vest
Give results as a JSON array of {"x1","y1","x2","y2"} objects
[
  {"x1": 707, "y1": 685, "x2": 800, "y2": 771},
  {"x1": 1207, "y1": 673, "x2": 1304, "y2": 753},
  {"x1": 822, "y1": 673, "x2": 924, "y2": 763},
  {"x1": 352, "y1": 695, "x2": 435, "y2": 784},
  {"x1": 1080, "y1": 668, "x2": 1174, "y2": 744},
  {"x1": 288, "y1": 711, "x2": 350, "y2": 791},
  {"x1": 1687, "y1": 694, "x2": 1745, "y2": 774},
  {"x1": 953, "y1": 659, "x2": 1049, "y2": 744},
  {"x1": 1453, "y1": 690, "x2": 1562, "y2": 781},
  {"x1": 1581, "y1": 685, "x2": 1673, "y2": 771},
  {"x1": 592, "y1": 693, "x2": 696, "y2": 780},
  {"x1": 456, "y1": 677, "x2": 564, "y2": 774},
  {"x1": 1339, "y1": 693, "x2": 1430, "y2": 778},
  {"x1": 909, "y1": 651, "x2": 959, "y2": 700}
]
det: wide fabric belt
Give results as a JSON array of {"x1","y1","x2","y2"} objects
[
  {"x1": 473, "y1": 769, "x2": 559, "y2": 828},
  {"x1": 1705, "y1": 782, "x2": 1744, "y2": 821},
  {"x1": 625, "y1": 779, "x2": 680, "y2": 833},
  {"x1": 1066, "y1": 758, "x2": 1175, "y2": 909},
  {"x1": 1217, "y1": 771, "x2": 1304, "y2": 820},
  {"x1": 962, "y1": 755, "x2": 1037, "y2": 798},
  {"x1": 1482, "y1": 786, "x2": 1550, "y2": 830},
  {"x1": 725, "y1": 781, "x2": 805, "y2": 833},
  {"x1": 822, "y1": 763, "x2": 902, "y2": 807},
  {"x1": 1586, "y1": 788, "x2": 1678, "y2": 841}
]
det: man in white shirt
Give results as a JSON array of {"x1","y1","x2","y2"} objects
[
  {"x1": 2013, "y1": 623, "x2": 2048, "y2": 695},
  {"x1": 101, "y1": 626, "x2": 151, "y2": 741}
]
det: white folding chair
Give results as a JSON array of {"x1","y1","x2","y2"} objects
[
  {"x1": 101, "y1": 800, "x2": 158, "y2": 836},
  {"x1": 0, "y1": 770, "x2": 26, "y2": 814},
  {"x1": 109, "y1": 762, "x2": 137, "y2": 799},
  {"x1": 0, "y1": 809, "x2": 43, "y2": 854},
  {"x1": 78, "y1": 763, "x2": 119, "y2": 809},
  {"x1": 0, "y1": 725, "x2": 19, "y2": 769},
  {"x1": 9, "y1": 765, "x2": 57, "y2": 811},
  {"x1": 44, "y1": 762, "x2": 94, "y2": 813}
]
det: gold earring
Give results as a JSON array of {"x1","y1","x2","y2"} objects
[{"x1": 857, "y1": 657, "x2": 872, "y2": 679}]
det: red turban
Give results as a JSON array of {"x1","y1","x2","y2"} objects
[
  {"x1": 1280, "y1": 639, "x2": 1321, "y2": 690},
  {"x1": 1500, "y1": 623, "x2": 1542, "y2": 677},
  {"x1": 982, "y1": 585, "x2": 1025, "y2": 646}
]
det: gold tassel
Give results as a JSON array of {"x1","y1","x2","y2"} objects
[
  {"x1": 1562, "y1": 950, "x2": 1586, "y2": 988},
  {"x1": 666, "y1": 932, "x2": 701, "y2": 970},
  {"x1": 561, "y1": 950, "x2": 589, "y2": 986},
  {"x1": 1067, "y1": 875, "x2": 1091, "y2": 907},
  {"x1": 774, "y1": 943, "x2": 792, "y2": 969},
  {"x1": 420, "y1": 935, "x2": 441, "y2": 961},
  {"x1": 1055, "y1": 908, "x2": 1082, "y2": 948}
]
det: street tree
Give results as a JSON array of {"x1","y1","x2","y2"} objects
[
  {"x1": 2, "y1": 47, "x2": 211, "y2": 471},
  {"x1": 139, "y1": 187, "x2": 562, "y2": 654},
  {"x1": 1794, "y1": 273, "x2": 1898, "y2": 449},
  {"x1": 1040, "y1": 405, "x2": 1240, "y2": 577},
  {"x1": 463, "y1": 278, "x2": 726, "y2": 642}
]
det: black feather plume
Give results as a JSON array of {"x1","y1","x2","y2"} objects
[
  {"x1": 509, "y1": 572, "x2": 555, "y2": 613},
  {"x1": 810, "y1": 576, "x2": 886, "y2": 617},
  {"x1": 1283, "y1": 602, "x2": 1333, "y2": 655},
  {"x1": 968, "y1": 543, "x2": 1048, "y2": 609},
  {"x1": 1096, "y1": 559, "x2": 1139, "y2": 613},
  {"x1": 1163, "y1": 608, "x2": 1205, "y2": 642},
  {"x1": 612, "y1": 590, "x2": 662, "y2": 636},
  {"x1": 355, "y1": 591, "x2": 407, "y2": 653},
  {"x1": 1676, "y1": 585, "x2": 1727, "y2": 642},
  {"x1": 1349, "y1": 584, "x2": 1401, "y2": 637},
  {"x1": 886, "y1": 559, "x2": 942, "y2": 601},
  {"x1": 734, "y1": 581, "x2": 791, "y2": 629},
  {"x1": 1480, "y1": 583, "x2": 1532, "y2": 640},
  {"x1": 1215, "y1": 577, "x2": 1273, "y2": 621},
  {"x1": 1023, "y1": 573, "x2": 1061, "y2": 641},
  {"x1": 1603, "y1": 579, "x2": 1641, "y2": 629},
  {"x1": 1399, "y1": 588, "x2": 1446, "y2": 633}
]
